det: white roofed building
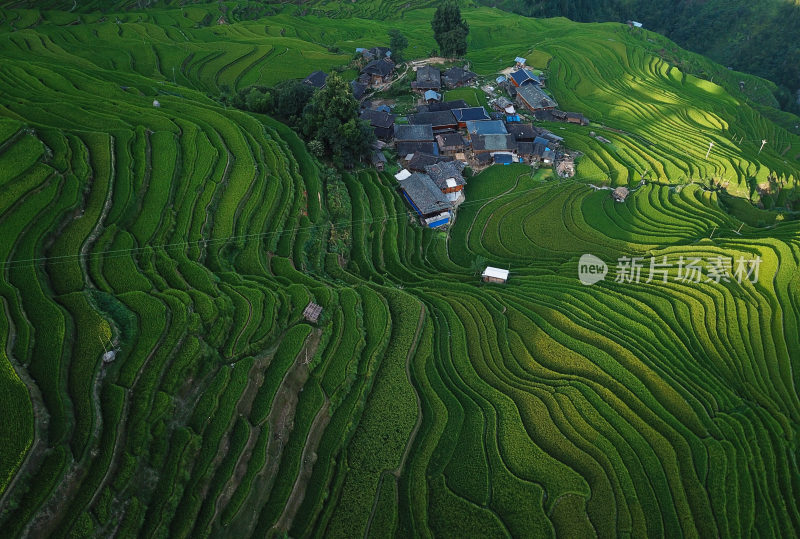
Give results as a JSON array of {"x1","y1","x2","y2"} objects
[{"x1": 482, "y1": 266, "x2": 509, "y2": 283}]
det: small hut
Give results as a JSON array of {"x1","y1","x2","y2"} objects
[
  {"x1": 482, "y1": 266, "x2": 509, "y2": 283},
  {"x1": 612, "y1": 186, "x2": 630, "y2": 202},
  {"x1": 303, "y1": 302, "x2": 323, "y2": 323},
  {"x1": 152, "y1": 99, "x2": 161, "y2": 108}
]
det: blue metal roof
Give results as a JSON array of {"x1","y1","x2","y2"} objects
[
  {"x1": 515, "y1": 57, "x2": 526, "y2": 64},
  {"x1": 466, "y1": 120, "x2": 508, "y2": 136},
  {"x1": 453, "y1": 107, "x2": 491, "y2": 122},
  {"x1": 424, "y1": 90, "x2": 442, "y2": 102},
  {"x1": 494, "y1": 153, "x2": 513, "y2": 164},
  {"x1": 510, "y1": 69, "x2": 541, "y2": 86},
  {"x1": 506, "y1": 115, "x2": 521, "y2": 122},
  {"x1": 496, "y1": 75, "x2": 506, "y2": 83}
]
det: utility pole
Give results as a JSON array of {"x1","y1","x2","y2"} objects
[
  {"x1": 705, "y1": 141, "x2": 714, "y2": 160},
  {"x1": 759, "y1": 139, "x2": 767, "y2": 154}
]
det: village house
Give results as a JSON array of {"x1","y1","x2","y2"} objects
[
  {"x1": 442, "y1": 66, "x2": 477, "y2": 88},
  {"x1": 412, "y1": 65, "x2": 441, "y2": 92},
  {"x1": 394, "y1": 124, "x2": 438, "y2": 156},
  {"x1": 407, "y1": 110, "x2": 458, "y2": 132},
  {"x1": 359, "y1": 108, "x2": 395, "y2": 140},
  {"x1": 397, "y1": 172, "x2": 452, "y2": 228},
  {"x1": 465, "y1": 119, "x2": 508, "y2": 138},
  {"x1": 407, "y1": 153, "x2": 452, "y2": 172},
  {"x1": 453, "y1": 107, "x2": 491, "y2": 127},
  {"x1": 436, "y1": 132, "x2": 468, "y2": 155},
  {"x1": 514, "y1": 56, "x2": 526, "y2": 68},
  {"x1": 303, "y1": 70, "x2": 328, "y2": 90},
  {"x1": 509, "y1": 68, "x2": 541, "y2": 88},
  {"x1": 506, "y1": 123, "x2": 539, "y2": 142},
  {"x1": 515, "y1": 142, "x2": 535, "y2": 159},
  {"x1": 418, "y1": 99, "x2": 469, "y2": 113},
  {"x1": 471, "y1": 133, "x2": 516, "y2": 155},
  {"x1": 362, "y1": 58, "x2": 394, "y2": 87},
  {"x1": 516, "y1": 84, "x2": 558, "y2": 112},
  {"x1": 492, "y1": 96, "x2": 516, "y2": 115},
  {"x1": 350, "y1": 80, "x2": 367, "y2": 100},
  {"x1": 425, "y1": 161, "x2": 466, "y2": 204},
  {"x1": 358, "y1": 46, "x2": 391, "y2": 61}
]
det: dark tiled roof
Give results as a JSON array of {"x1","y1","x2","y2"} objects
[
  {"x1": 406, "y1": 110, "x2": 457, "y2": 128},
  {"x1": 398, "y1": 173, "x2": 451, "y2": 215},
  {"x1": 516, "y1": 85, "x2": 558, "y2": 110},
  {"x1": 350, "y1": 80, "x2": 367, "y2": 99},
  {"x1": 507, "y1": 123, "x2": 538, "y2": 141},
  {"x1": 453, "y1": 107, "x2": 491, "y2": 122},
  {"x1": 362, "y1": 58, "x2": 394, "y2": 77},
  {"x1": 436, "y1": 132, "x2": 467, "y2": 149},
  {"x1": 421, "y1": 100, "x2": 470, "y2": 112},
  {"x1": 465, "y1": 120, "x2": 508, "y2": 136},
  {"x1": 533, "y1": 142, "x2": 548, "y2": 157},
  {"x1": 360, "y1": 109, "x2": 395, "y2": 129},
  {"x1": 397, "y1": 141, "x2": 438, "y2": 156},
  {"x1": 394, "y1": 124, "x2": 434, "y2": 141},
  {"x1": 407, "y1": 152, "x2": 452, "y2": 172},
  {"x1": 443, "y1": 66, "x2": 477, "y2": 87},
  {"x1": 371, "y1": 150, "x2": 387, "y2": 164},
  {"x1": 425, "y1": 161, "x2": 466, "y2": 190},
  {"x1": 533, "y1": 136, "x2": 551, "y2": 147},
  {"x1": 516, "y1": 142, "x2": 535, "y2": 155},
  {"x1": 472, "y1": 134, "x2": 516, "y2": 152},
  {"x1": 475, "y1": 152, "x2": 491, "y2": 164},
  {"x1": 303, "y1": 71, "x2": 328, "y2": 89},
  {"x1": 411, "y1": 65, "x2": 441, "y2": 89}
]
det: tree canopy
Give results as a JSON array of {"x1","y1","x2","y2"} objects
[
  {"x1": 301, "y1": 74, "x2": 375, "y2": 168},
  {"x1": 431, "y1": 1, "x2": 469, "y2": 58},
  {"x1": 388, "y1": 29, "x2": 408, "y2": 62}
]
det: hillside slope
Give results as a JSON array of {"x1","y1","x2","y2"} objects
[{"x1": 0, "y1": 3, "x2": 799, "y2": 538}]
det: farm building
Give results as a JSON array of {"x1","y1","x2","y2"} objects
[
  {"x1": 424, "y1": 90, "x2": 442, "y2": 103},
  {"x1": 407, "y1": 110, "x2": 458, "y2": 132},
  {"x1": 482, "y1": 266, "x2": 509, "y2": 283},
  {"x1": 533, "y1": 143, "x2": 555, "y2": 165},
  {"x1": 496, "y1": 75, "x2": 507, "y2": 84},
  {"x1": 397, "y1": 172, "x2": 452, "y2": 227},
  {"x1": 359, "y1": 108, "x2": 395, "y2": 140},
  {"x1": 516, "y1": 84, "x2": 558, "y2": 112},
  {"x1": 303, "y1": 302, "x2": 323, "y2": 323},
  {"x1": 303, "y1": 70, "x2": 328, "y2": 89},
  {"x1": 371, "y1": 150, "x2": 387, "y2": 170},
  {"x1": 362, "y1": 58, "x2": 394, "y2": 86},
  {"x1": 442, "y1": 66, "x2": 477, "y2": 88},
  {"x1": 436, "y1": 132, "x2": 468, "y2": 155},
  {"x1": 412, "y1": 65, "x2": 441, "y2": 91},
  {"x1": 516, "y1": 142, "x2": 534, "y2": 158},
  {"x1": 407, "y1": 153, "x2": 452, "y2": 172},
  {"x1": 627, "y1": 20, "x2": 643, "y2": 28},
  {"x1": 509, "y1": 69, "x2": 541, "y2": 87},
  {"x1": 565, "y1": 112, "x2": 589, "y2": 125},
  {"x1": 453, "y1": 107, "x2": 491, "y2": 127},
  {"x1": 515, "y1": 56, "x2": 526, "y2": 67},
  {"x1": 152, "y1": 99, "x2": 160, "y2": 108},
  {"x1": 612, "y1": 186, "x2": 630, "y2": 202},
  {"x1": 466, "y1": 120, "x2": 508, "y2": 137}
]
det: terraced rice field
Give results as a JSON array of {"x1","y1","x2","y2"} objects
[{"x1": 0, "y1": 2, "x2": 798, "y2": 537}]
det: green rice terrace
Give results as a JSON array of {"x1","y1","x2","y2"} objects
[{"x1": 0, "y1": 1, "x2": 799, "y2": 537}]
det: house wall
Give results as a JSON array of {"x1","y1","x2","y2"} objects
[{"x1": 482, "y1": 275, "x2": 506, "y2": 283}]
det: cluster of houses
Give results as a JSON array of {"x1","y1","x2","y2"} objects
[{"x1": 302, "y1": 53, "x2": 591, "y2": 229}]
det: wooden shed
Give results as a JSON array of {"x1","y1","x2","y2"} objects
[{"x1": 482, "y1": 266, "x2": 509, "y2": 283}]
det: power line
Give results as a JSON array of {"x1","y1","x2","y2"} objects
[{"x1": 0, "y1": 172, "x2": 608, "y2": 270}]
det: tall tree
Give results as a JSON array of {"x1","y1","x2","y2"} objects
[
  {"x1": 301, "y1": 74, "x2": 375, "y2": 168},
  {"x1": 431, "y1": 1, "x2": 469, "y2": 58},
  {"x1": 388, "y1": 29, "x2": 408, "y2": 62}
]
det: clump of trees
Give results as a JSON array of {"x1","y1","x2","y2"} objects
[
  {"x1": 221, "y1": 74, "x2": 374, "y2": 169},
  {"x1": 388, "y1": 29, "x2": 408, "y2": 62},
  {"x1": 431, "y1": 1, "x2": 469, "y2": 58}
]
